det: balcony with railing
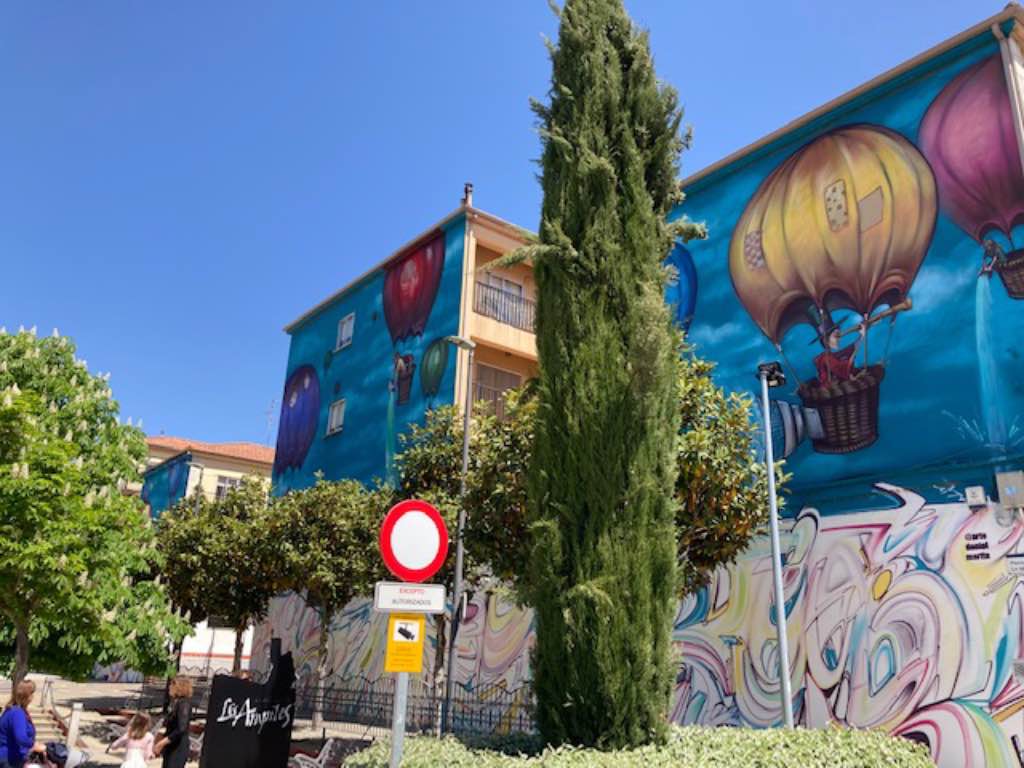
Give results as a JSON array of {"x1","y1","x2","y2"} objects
[{"x1": 473, "y1": 281, "x2": 536, "y2": 333}]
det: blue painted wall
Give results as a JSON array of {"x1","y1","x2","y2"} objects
[
  {"x1": 273, "y1": 215, "x2": 465, "y2": 491},
  {"x1": 142, "y1": 452, "x2": 191, "y2": 517},
  {"x1": 672, "y1": 32, "x2": 1024, "y2": 511}
]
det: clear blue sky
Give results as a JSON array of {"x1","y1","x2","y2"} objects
[{"x1": 0, "y1": 0, "x2": 987, "y2": 445}]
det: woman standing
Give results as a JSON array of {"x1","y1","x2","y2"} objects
[
  {"x1": 0, "y1": 681, "x2": 45, "y2": 768},
  {"x1": 154, "y1": 676, "x2": 192, "y2": 768}
]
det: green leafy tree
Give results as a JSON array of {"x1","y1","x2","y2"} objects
[
  {"x1": 396, "y1": 391, "x2": 537, "y2": 591},
  {"x1": 524, "y1": 0, "x2": 702, "y2": 747},
  {"x1": 0, "y1": 328, "x2": 188, "y2": 686},
  {"x1": 463, "y1": 386, "x2": 537, "y2": 589},
  {"x1": 403, "y1": 369, "x2": 779, "y2": 601},
  {"x1": 158, "y1": 477, "x2": 279, "y2": 673},
  {"x1": 674, "y1": 350, "x2": 786, "y2": 595},
  {"x1": 156, "y1": 494, "x2": 209, "y2": 637},
  {"x1": 392, "y1": 410, "x2": 464, "y2": 710},
  {"x1": 268, "y1": 477, "x2": 385, "y2": 728}
]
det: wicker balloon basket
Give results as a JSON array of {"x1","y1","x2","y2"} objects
[
  {"x1": 996, "y1": 249, "x2": 1024, "y2": 299},
  {"x1": 798, "y1": 364, "x2": 885, "y2": 454},
  {"x1": 395, "y1": 355, "x2": 416, "y2": 405}
]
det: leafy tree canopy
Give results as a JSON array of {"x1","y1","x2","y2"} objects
[
  {"x1": 158, "y1": 476, "x2": 279, "y2": 672},
  {"x1": 0, "y1": 328, "x2": 188, "y2": 685}
]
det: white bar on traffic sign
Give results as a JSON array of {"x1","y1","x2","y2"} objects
[{"x1": 374, "y1": 581, "x2": 446, "y2": 614}]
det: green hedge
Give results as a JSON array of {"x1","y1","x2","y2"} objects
[{"x1": 344, "y1": 726, "x2": 933, "y2": 767}]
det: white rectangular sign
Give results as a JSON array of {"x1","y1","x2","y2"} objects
[
  {"x1": 1008, "y1": 553, "x2": 1024, "y2": 576},
  {"x1": 374, "y1": 581, "x2": 446, "y2": 614}
]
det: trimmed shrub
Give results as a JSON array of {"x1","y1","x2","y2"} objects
[{"x1": 344, "y1": 726, "x2": 933, "y2": 767}]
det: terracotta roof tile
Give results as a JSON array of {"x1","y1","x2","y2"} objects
[{"x1": 146, "y1": 435, "x2": 275, "y2": 466}]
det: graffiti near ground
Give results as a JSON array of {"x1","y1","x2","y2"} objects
[{"x1": 256, "y1": 485, "x2": 1024, "y2": 766}]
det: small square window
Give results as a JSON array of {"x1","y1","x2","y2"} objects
[
  {"x1": 215, "y1": 475, "x2": 242, "y2": 500},
  {"x1": 327, "y1": 399, "x2": 346, "y2": 436},
  {"x1": 336, "y1": 313, "x2": 355, "y2": 350}
]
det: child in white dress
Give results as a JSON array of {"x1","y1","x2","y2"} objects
[{"x1": 109, "y1": 711, "x2": 155, "y2": 768}]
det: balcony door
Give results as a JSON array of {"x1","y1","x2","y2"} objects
[{"x1": 474, "y1": 363, "x2": 521, "y2": 420}]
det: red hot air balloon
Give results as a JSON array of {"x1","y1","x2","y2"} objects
[
  {"x1": 383, "y1": 232, "x2": 446, "y2": 343},
  {"x1": 919, "y1": 54, "x2": 1024, "y2": 298}
]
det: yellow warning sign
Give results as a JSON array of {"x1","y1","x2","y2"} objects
[{"x1": 384, "y1": 613, "x2": 425, "y2": 674}]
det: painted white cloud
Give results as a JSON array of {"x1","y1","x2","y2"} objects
[
  {"x1": 911, "y1": 264, "x2": 977, "y2": 314},
  {"x1": 688, "y1": 320, "x2": 747, "y2": 347}
]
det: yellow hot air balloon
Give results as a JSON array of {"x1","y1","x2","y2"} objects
[{"x1": 729, "y1": 125, "x2": 937, "y2": 453}]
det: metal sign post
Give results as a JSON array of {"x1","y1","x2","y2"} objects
[
  {"x1": 377, "y1": 500, "x2": 450, "y2": 767},
  {"x1": 390, "y1": 672, "x2": 409, "y2": 768}
]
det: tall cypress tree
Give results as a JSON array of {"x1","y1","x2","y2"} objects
[{"x1": 525, "y1": 0, "x2": 699, "y2": 748}]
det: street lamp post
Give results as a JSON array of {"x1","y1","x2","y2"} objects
[
  {"x1": 443, "y1": 335, "x2": 476, "y2": 733},
  {"x1": 757, "y1": 361, "x2": 795, "y2": 728}
]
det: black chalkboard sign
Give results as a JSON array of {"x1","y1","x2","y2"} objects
[{"x1": 199, "y1": 651, "x2": 296, "y2": 768}]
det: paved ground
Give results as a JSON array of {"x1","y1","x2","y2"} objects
[{"x1": 1, "y1": 676, "x2": 378, "y2": 766}]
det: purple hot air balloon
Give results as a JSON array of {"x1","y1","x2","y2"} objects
[
  {"x1": 920, "y1": 53, "x2": 1024, "y2": 298},
  {"x1": 274, "y1": 364, "x2": 320, "y2": 476}
]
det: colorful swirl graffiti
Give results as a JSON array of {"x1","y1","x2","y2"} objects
[{"x1": 254, "y1": 484, "x2": 1024, "y2": 765}]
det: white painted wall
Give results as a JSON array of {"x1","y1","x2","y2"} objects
[{"x1": 179, "y1": 620, "x2": 254, "y2": 675}]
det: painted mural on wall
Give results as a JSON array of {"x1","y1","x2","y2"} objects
[
  {"x1": 383, "y1": 233, "x2": 445, "y2": 483},
  {"x1": 254, "y1": 485, "x2": 1024, "y2": 766},
  {"x1": 251, "y1": 591, "x2": 534, "y2": 698},
  {"x1": 141, "y1": 452, "x2": 190, "y2": 517},
  {"x1": 273, "y1": 223, "x2": 463, "y2": 491},
  {"x1": 729, "y1": 124, "x2": 936, "y2": 455},
  {"x1": 674, "y1": 484, "x2": 1024, "y2": 768},
  {"x1": 665, "y1": 242, "x2": 698, "y2": 333},
  {"x1": 919, "y1": 52, "x2": 1024, "y2": 454},
  {"x1": 273, "y1": 365, "x2": 320, "y2": 477},
  {"x1": 676, "y1": 38, "x2": 1024, "y2": 491}
]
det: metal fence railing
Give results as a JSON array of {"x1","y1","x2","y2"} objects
[
  {"x1": 473, "y1": 282, "x2": 536, "y2": 333},
  {"x1": 132, "y1": 671, "x2": 535, "y2": 737},
  {"x1": 293, "y1": 676, "x2": 535, "y2": 736}
]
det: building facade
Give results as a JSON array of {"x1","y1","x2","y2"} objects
[
  {"x1": 260, "y1": 8, "x2": 1024, "y2": 765},
  {"x1": 141, "y1": 435, "x2": 274, "y2": 517},
  {"x1": 139, "y1": 436, "x2": 274, "y2": 676},
  {"x1": 273, "y1": 186, "x2": 537, "y2": 492}
]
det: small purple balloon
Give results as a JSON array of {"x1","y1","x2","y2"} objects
[{"x1": 274, "y1": 364, "x2": 320, "y2": 476}]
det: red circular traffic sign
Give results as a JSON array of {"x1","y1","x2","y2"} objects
[{"x1": 379, "y1": 499, "x2": 449, "y2": 583}]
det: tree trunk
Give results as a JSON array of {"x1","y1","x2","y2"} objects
[
  {"x1": 164, "y1": 639, "x2": 183, "y2": 715},
  {"x1": 232, "y1": 622, "x2": 246, "y2": 675},
  {"x1": 13, "y1": 620, "x2": 29, "y2": 689},
  {"x1": 431, "y1": 615, "x2": 447, "y2": 737},
  {"x1": 311, "y1": 606, "x2": 331, "y2": 730}
]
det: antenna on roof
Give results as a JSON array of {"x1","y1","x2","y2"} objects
[
  {"x1": 463, "y1": 182, "x2": 474, "y2": 208},
  {"x1": 264, "y1": 398, "x2": 277, "y2": 447}
]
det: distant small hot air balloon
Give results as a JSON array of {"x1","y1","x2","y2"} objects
[
  {"x1": 274, "y1": 364, "x2": 320, "y2": 475},
  {"x1": 420, "y1": 338, "x2": 449, "y2": 399},
  {"x1": 729, "y1": 124, "x2": 937, "y2": 453},
  {"x1": 919, "y1": 53, "x2": 1024, "y2": 299},
  {"x1": 383, "y1": 233, "x2": 446, "y2": 344},
  {"x1": 665, "y1": 242, "x2": 698, "y2": 333}
]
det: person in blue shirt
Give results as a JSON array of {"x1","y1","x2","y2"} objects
[{"x1": 0, "y1": 681, "x2": 45, "y2": 768}]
